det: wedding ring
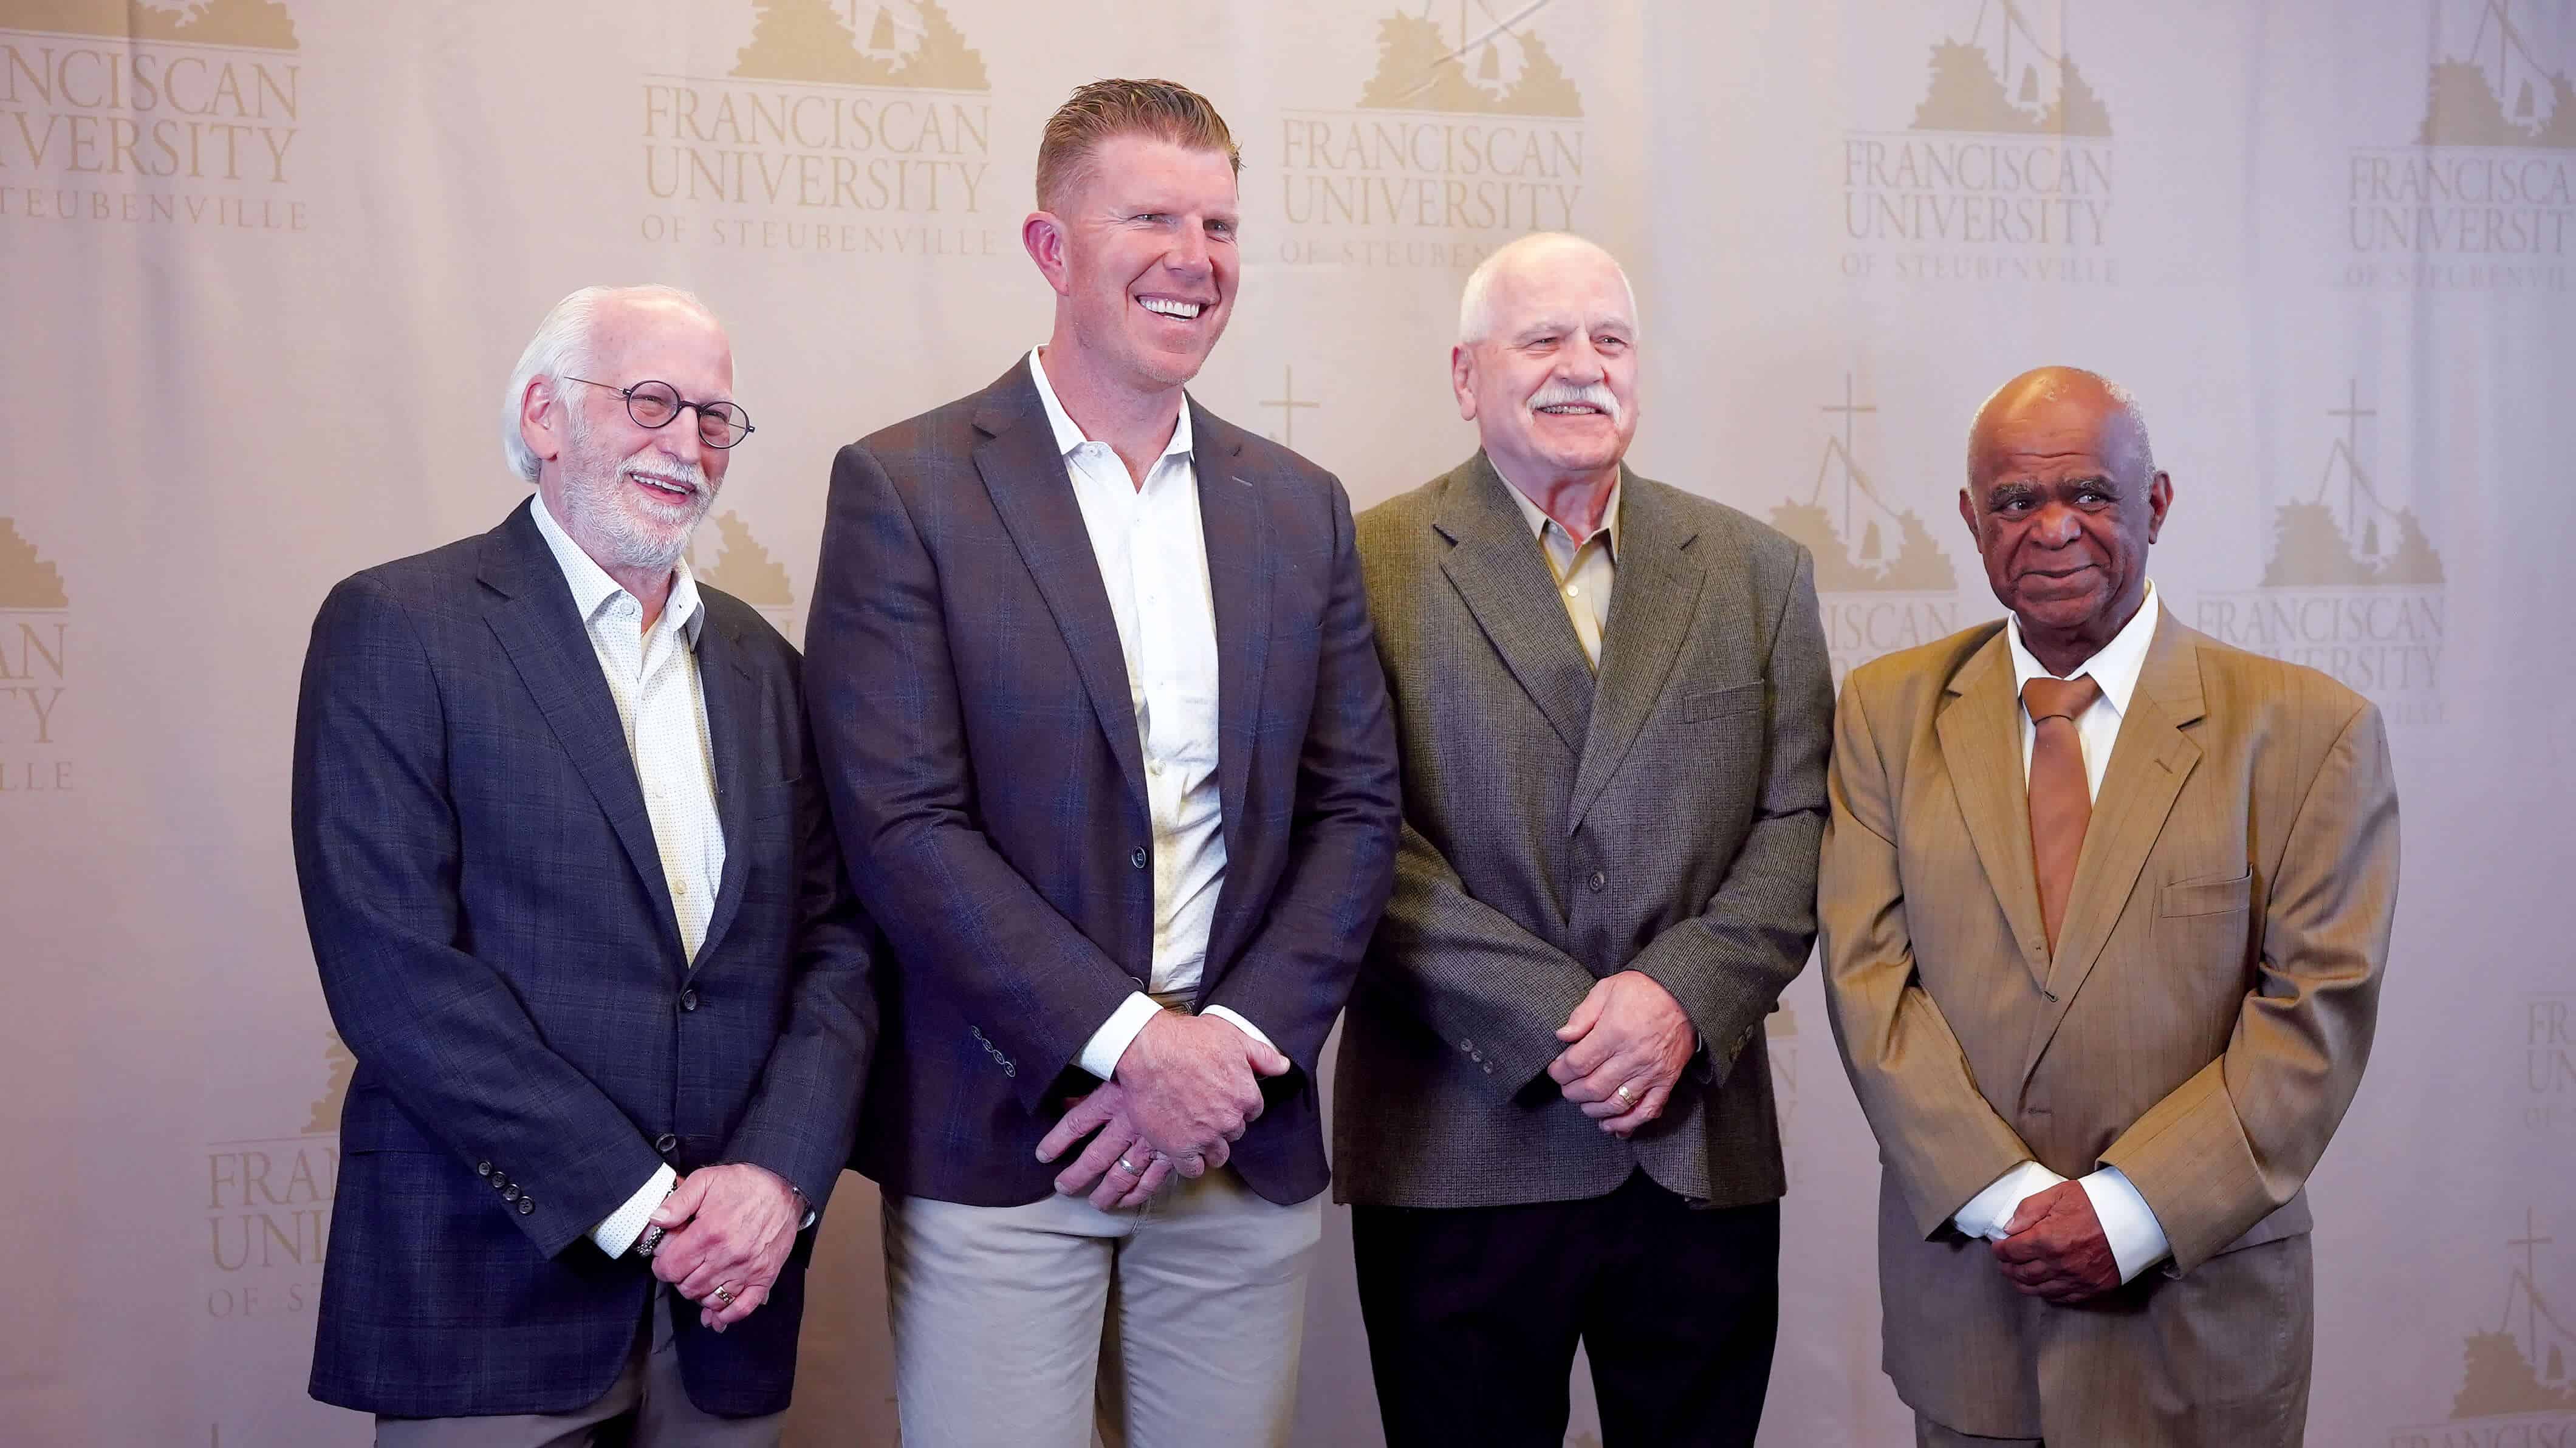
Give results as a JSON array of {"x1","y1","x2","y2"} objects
[
  {"x1": 1117, "y1": 1156, "x2": 1140, "y2": 1175},
  {"x1": 712, "y1": 1284, "x2": 736, "y2": 1307},
  {"x1": 1614, "y1": 1085, "x2": 1635, "y2": 1107}
]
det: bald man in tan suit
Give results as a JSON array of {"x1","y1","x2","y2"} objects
[{"x1": 1820, "y1": 367, "x2": 2399, "y2": 1446}]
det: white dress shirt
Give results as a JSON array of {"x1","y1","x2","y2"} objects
[
  {"x1": 532, "y1": 492, "x2": 719, "y2": 1254},
  {"x1": 1498, "y1": 468, "x2": 1620, "y2": 668},
  {"x1": 1952, "y1": 582, "x2": 2170, "y2": 1283},
  {"x1": 1024, "y1": 349, "x2": 1274, "y2": 1079}
]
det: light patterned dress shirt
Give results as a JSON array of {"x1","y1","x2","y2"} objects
[
  {"x1": 1499, "y1": 466, "x2": 1620, "y2": 668},
  {"x1": 1024, "y1": 349, "x2": 1275, "y2": 1080},
  {"x1": 530, "y1": 492, "x2": 718, "y2": 1254},
  {"x1": 1951, "y1": 582, "x2": 2171, "y2": 1283}
]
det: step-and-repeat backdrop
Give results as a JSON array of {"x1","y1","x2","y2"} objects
[{"x1": 4, "y1": 1, "x2": 2571, "y2": 1443}]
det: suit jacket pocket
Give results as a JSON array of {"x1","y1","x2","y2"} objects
[
  {"x1": 752, "y1": 774, "x2": 803, "y2": 821},
  {"x1": 2159, "y1": 870, "x2": 2253, "y2": 917},
  {"x1": 1685, "y1": 680, "x2": 1764, "y2": 722}
]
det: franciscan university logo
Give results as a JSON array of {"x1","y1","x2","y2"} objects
[
  {"x1": 1764, "y1": 378, "x2": 1962, "y2": 686},
  {"x1": 0, "y1": 0, "x2": 306, "y2": 231},
  {"x1": 2192, "y1": 384, "x2": 2444, "y2": 729},
  {"x1": 1843, "y1": 1, "x2": 2115, "y2": 285},
  {"x1": 1276, "y1": 3, "x2": 1585, "y2": 270},
  {"x1": 2388, "y1": 1211, "x2": 2576, "y2": 1446},
  {"x1": 641, "y1": 1, "x2": 996, "y2": 257},
  {"x1": 692, "y1": 511, "x2": 801, "y2": 647},
  {"x1": 0, "y1": 519, "x2": 71, "y2": 795},
  {"x1": 2348, "y1": 1, "x2": 2574, "y2": 292},
  {"x1": 200, "y1": 1031, "x2": 346, "y2": 1323}
]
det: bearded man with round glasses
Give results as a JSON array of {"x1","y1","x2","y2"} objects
[{"x1": 291, "y1": 283, "x2": 879, "y2": 1446}]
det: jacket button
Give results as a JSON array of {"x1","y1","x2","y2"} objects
[
  {"x1": 517, "y1": 1198, "x2": 535, "y2": 1215},
  {"x1": 1589, "y1": 870, "x2": 1607, "y2": 892},
  {"x1": 656, "y1": 1133, "x2": 680, "y2": 1155},
  {"x1": 1130, "y1": 847, "x2": 1149, "y2": 869},
  {"x1": 476, "y1": 1161, "x2": 493, "y2": 1177},
  {"x1": 492, "y1": 1175, "x2": 509, "y2": 1191},
  {"x1": 1458, "y1": 1038, "x2": 1475, "y2": 1051},
  {"x1": 501, "y1": 1185, "x2": 521, "y2": 1203},
  {"x1": 680, "y1": 989, "x2": 699, "y2": 1012}
]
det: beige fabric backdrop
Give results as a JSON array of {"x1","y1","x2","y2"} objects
[{"x1": 2, "y1": 1, "x2": 2570, "y2": 1443}]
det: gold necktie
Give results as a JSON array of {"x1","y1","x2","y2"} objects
[{"x1": 2023, "y1": 675, "x2": 2103, "y2": 955}]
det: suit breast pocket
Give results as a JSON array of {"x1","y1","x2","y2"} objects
[
  {"x1": 752, "y1": 774, "x2": 803, "y2": 821},
  {"x1": 1685, "y1": 680, "x2": 1764, "y2": 722},
  {"x1": 2156, "y1": 869, "x2": 2255, "y2": 970}
]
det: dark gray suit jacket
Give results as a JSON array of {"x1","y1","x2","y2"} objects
[{"x1": 1334, "y1": 454, "x2": 1831, "y2": 1210}]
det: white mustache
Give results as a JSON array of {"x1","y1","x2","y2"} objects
[{"x1": 1529, "y1": 381, "x2": 1622, "y2": 421}]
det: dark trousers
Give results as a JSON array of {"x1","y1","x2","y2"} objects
[{"x1": 1353, "y1": 1170, "x2": 1779, "y2": 1448}]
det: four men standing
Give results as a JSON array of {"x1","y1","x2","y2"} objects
[{"x1": 294, "y1": 82, "x2": 2397, "y2": 1448}]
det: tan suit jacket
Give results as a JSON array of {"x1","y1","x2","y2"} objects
[{"x1": 1820, "y1": 613, "x2": 2398, "y2": 1445}]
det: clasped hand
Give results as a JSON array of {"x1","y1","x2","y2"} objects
[
  {"x1": 1036, "y1": 1012, "x2": 1289, "y2": 1209},
  {"x1": 1989, "y1": 1180, "x2": 2120, "y2": 1303},
  {"x1": 1547, "y1": 970, "x2": 1694, "y2": 1136},
  {"x1": 647, "y1": 1162, "x2": 801, "y2": 1333}
]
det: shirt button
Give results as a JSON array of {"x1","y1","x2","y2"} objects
[
  {"x1": 1147, "y1": 759, "x2": 1164, "y2": 776},
  {"x1": 1589, "y1": 870, "x2": 1607, "y2": 892},
  {"x1": 673, "y1": 879, "x2": 688, "y2": 898},
  {"x1": 1131, "y1": 848, "x2": 1149, "y2": 869},
  {"x1": 680, "y1": 989, "x2": 700, "y2": 1012},
  {"x1": 1566, "y1": 584, "x2": 1580, "y2": 597}
]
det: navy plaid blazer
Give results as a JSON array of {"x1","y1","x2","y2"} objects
[
  {"x1": 807, "y1": 359, "x2": 1400, "y2": 1208},
  {"x1": 292, "y1": 500, "x2": 879, "y2": 1419}
]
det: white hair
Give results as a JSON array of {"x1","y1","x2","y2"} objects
[
  {"x1": 500, "y1": 284, "x2": 718, "y2": 483},
  {"x1": 1456, "y1": 232, "x2": 1639, "y2": 346},
  {"x1": 1966, "y1": 367, "x2": 2157, "y2": 483}
]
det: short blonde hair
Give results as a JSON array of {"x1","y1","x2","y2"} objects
[{"x1": 1035, "y1": 78, "x2": 1241, "y2": 213}]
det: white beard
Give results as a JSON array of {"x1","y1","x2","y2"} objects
[{"x1": 551, "y1": 408, "x2": 714, "y2": 574}]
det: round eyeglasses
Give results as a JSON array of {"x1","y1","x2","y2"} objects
[{"x1": 564, "y1": 377, "x2": 755, "y2": 449}]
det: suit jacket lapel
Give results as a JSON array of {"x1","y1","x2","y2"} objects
[
  {"x1": 1433, "y1": 453, "x2": 1596, "y2": 756},
  {"x1": 1934, "y1": 629, "x2": 2052, "y2": 990},
  {"x1": 688, "y1": 609, "x2": 759, "y2": 977},
  {"x1": 478, "y1": 503, "x2": 687, "y2": 966},
  {"x1": 2019, "y1": 616, "x2": 2207, "y2": 1084},
  {"x1": 1567, "y1": 472, "x2": 1702, "y2": 831},
  {"x1": 970, "y1": 363, "x2": 1149, "y2": 813},
  {"x1": 1191, "y1": 403, "x2": 1270, "y2": 883}
]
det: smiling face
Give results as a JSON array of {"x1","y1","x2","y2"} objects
[
  {"x1": 1959, "y1": 371, "x2": 2170, "y2": 659},
  {"x1": 1453, "y1": 241, "x2": 1640, "y2": 496},
  {"x1": 526, "y1": 296, "x2": 733, "y2": 578},
  {"x1": 1035, "y1": 132, "x2": 1239, "y2": 397}
]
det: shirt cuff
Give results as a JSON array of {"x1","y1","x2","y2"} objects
[
  {"x1": 1953, "y1": 1159, "x2": 2068, "y2": 1241},
  {"x1": 2077, "y1": 1165, "x2": 2171, "y2": 1283},
  {"x1": 591, "y1": 1162, "x2": 678, "y2": 1257},
  {"x1": 1201, "y1": 1005, "x2": 1276, "y2": 1055},
  {"x1": 1078, "y1": 992, "x2": 1165, "y2": 1081}
]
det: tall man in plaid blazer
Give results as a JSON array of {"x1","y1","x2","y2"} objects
[
  {"x1": 1337, "y1": 232, "x2": 1833, "y2": 1448},
  {"x1": 293, "y1": 285, "x2": 879, "y2": 1446},
  {"x1": 804, "y1": 81, "x2": 1399, "y2": 1446}
]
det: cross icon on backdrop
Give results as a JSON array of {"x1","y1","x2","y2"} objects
[{"x1": 1261, "y1": 366, "x2": 1321, "y2": 448}]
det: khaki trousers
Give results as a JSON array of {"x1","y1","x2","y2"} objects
[
  {"x1": 374, "y1": 1291, "x2": 781, "y2": 1447},
  {"x1": 883, "y1": 1167, "x2": 1324, "y2": 1448}
]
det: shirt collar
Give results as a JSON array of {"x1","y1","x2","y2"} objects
[
  {"x1": 529, "y1": 490, "x2": 704, "y2": 645},
  {"x1": 1027, "y1": 346, "x2": 1193, "y2": 466},
  {"x1": 1498, "y1": 464, "x2": 1621, "y2": 559},
  {"x1": 2007, "y1": 580, "x2": 2159, "y2": 718}
]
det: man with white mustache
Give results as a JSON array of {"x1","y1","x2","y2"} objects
[
  {"x1": 293, "y1": 284, "x2": 879, "y2": 1445},
  {"x1": 1337, "y1": 232, "x2": 1832, "y2": 1448}
]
